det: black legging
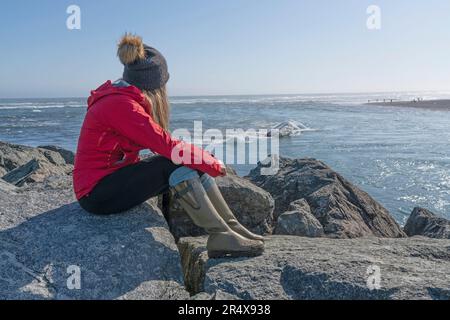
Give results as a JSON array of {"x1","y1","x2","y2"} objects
[{"x1": 78, "y1": 155, "x2": 182, "y2": 215}]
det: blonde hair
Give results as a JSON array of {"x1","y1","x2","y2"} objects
[{"x1": 143, "y1": 87, "x2": 170, "y2": 131}]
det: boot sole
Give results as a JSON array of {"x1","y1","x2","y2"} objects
[{"x1": 208, "y1": 247, "x2": 264, "y2": 259}]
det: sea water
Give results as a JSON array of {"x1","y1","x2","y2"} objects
[{"x1": 1, "y1": 91, "x2": 450, "y2": 224}]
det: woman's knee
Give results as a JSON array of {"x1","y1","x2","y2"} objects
[
  {"x1": 142, "y1": 156, "x2": 209, "y2": 187},
  {"x1": 168, "y1": 166, "x2": 199, "y2": 187},
  {"x1": 199, "y1": 173, "x2": 215, "y2": 191}
]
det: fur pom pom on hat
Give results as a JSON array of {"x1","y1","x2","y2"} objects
[{"x1": 117, "y1": 33, "x2": 169, "y2": 91}]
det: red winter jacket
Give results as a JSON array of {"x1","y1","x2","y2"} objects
[{"x1": 73, "y1": 81, "x2": 223, "y2": 200}]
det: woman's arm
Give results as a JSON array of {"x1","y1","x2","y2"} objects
[{"x1": 99, "y1": 97, "x2": 224, "y2": 177}]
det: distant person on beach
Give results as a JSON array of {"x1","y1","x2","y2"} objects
[{"x1": 73, "y1": 34, "x2": 264, "y2": 258}]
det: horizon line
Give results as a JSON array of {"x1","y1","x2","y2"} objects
[{"x1": 1, "y1": 89, "x2": 449, "y2": 100}]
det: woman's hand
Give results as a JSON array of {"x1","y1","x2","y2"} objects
[
  {"x1": 218, "y1": 160, "x2": 227, "y2": 176},
  {"x1": 220, "y1": 165, "x2": 227, "y2": 176}
]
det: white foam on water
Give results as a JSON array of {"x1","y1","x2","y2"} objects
[
  {"x1": 190, "y1": 130, "x2": 270, "y2": 146},
  {"x1": 0, "y1": 104, "x2": 85, "y2": 110},
  {"x1": 270, "y1": 120, "x2": 316, "y2": 137},
  {"x1": 192, "y1": 120, "x2": 316, "y2": 145}
]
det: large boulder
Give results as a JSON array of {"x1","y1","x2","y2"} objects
[
  {"x1": 404, "y1": 207, "x2": 450, "y2": 239},
  {"x1": 0, "y1": 142, "x2": 73, "y2": 184},
  {"x1": 164, "y1": 170, "x2": 274, "y2": 240},
  {"x1": 0, "y1": 175, "x2": 188, "y2": 300},
  {"x1": 38, "y1": 145, "x2": 75, "y2": 165},
  {"x1": 274, "y1": 199, "x2": 324, "y2": 237},
  {"x1": 214, "y1": 173, "x2": 274, "y2": 234},
  {"x1": 247, "y1": 157, "x2": 405, "y2": 239},
  {"x1": 178, "y1": 236, "x2": 450, "y2": 300},
  {"x1": 2, "y1": 158, "x2": 71, "y2": 186}
]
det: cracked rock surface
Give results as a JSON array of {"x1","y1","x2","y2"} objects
[
  {"x1": 0, "y1": 143, "x2": 188, "y2": 300},
  {"x1": 178, "y1": 236, "x2": 450, "y2": 300},
  {"x1": 247, "y1": 157, "x2": 406, "y2": 238},
  {"x1": 0, "y1": 178, "x2": 188, "y2": 299}
]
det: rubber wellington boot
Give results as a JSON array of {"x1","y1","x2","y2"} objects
[
  {"x1": 200, "y1": 174, "x2": 265, "y2": 242},
  {"x1": 172, "y1": 177, "x2": 264, "y2": 258}
]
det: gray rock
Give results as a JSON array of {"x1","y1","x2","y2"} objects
[
  {"x1": 214, "y1": 174, "x2": 274, "y2": 234},
  {"x1": 247, "y1": 157, "x2": 405, "y2": 239},
  {"x1": 0, "y1": 175, "x2": 188, "y2": 300},
  {"x1": 1, "y1": 141, "x2": 66, "y2": 170},
  {"x1": 164, "y1": 169, "x2": 274, "y2": 240},
  {"x1": 0, "y1": 142, "x2": 72, "y2": 186},
  {"x1": 274, "y1": 199, "x2": 324, "y2": 237},
  {"x1": 163, "y1": 196, "x2": 203, "y2": 241},
  {"x1": 38, "y1": 145, "x2": 75, "y2": 165},
  {"x1": 0, "y1": 175, "x2": 76, "y2": 230},
  {"x1": 213, "y1": 290, "x2": 241, "y2": 300},
  {"x1": 189, "y1": 290, "x2": 240, "y2": 300},
  {"x1": 178, "y1": 235, "x2": 450, "y2": 300},
  {"x1": 289, "y1": 198, "x2": 311, "y2": 212},
  {"x1": 404, "y1": 207, "x2": 450, "y2": 239},
  {"x1": 2, "y1": 159, "x2": 71, "y2": 186},
  {"x1": 0, "y1": 142, "x2": 37, "y2": 176},
  {"x1": 5, "y1": 142, "x2": 449, "y2": 301},
  {"x1": 0, "y1": 178, "x2": 17, "y2": 193},
  {"x1": 189, "y1": 292, "x2": 214, "y2": 300},
  {"x1": 222, "y1": 164, "x2": 237, "y2": 176}
]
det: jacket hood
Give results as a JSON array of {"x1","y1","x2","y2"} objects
[{"x1": 87, "y1": 80, "x2": 148, "y2": 110}]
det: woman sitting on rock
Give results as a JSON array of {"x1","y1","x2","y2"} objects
[{"x1": 73, "y1": 34, "x2": 264, "y2": 258}]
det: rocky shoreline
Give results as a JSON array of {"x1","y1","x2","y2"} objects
[
  {"x1": 367, "y1": 99, "x2": 450, "y2": 111},
  {"x1": 1, "y1": 141, "x2": 449, "y2": 300}
]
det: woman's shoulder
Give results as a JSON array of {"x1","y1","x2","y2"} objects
[
  {"x1": 92, "y1": 92, "x2": 143, "y2": 112},
  {"x1": 88, "y1": 80, "x2": 145, "y2": 109}
]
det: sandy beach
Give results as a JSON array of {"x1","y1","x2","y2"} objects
[{"x1": 367, "y1": 99, "x2": 450, "y2": 111}]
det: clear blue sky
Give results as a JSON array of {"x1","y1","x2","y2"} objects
[{"x1": 1, "y1": 0, "x2": 449, "y2": 98}]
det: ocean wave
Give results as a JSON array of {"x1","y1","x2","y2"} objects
[
  {"x1": 0, "y1": 104, "x2": 85, "y2": 110},
  {"x1": 170, "y1": 95, "x2": 341, "y2": 106},
  {"x1": 269, "y1": 120, "x2": 316, "y2": 137},
  {"x1": 3, "y1": 90, "x2": 450, "y2": 110},
  {"x1": 184, "y1": 131, "x2": 271, "y2": 146},
  {"x1": 0, "y1": 102, "x2": 35, "y2": 106},
  {"x1": 178, "y1": 120, "x2": 315, "y2": 145}
]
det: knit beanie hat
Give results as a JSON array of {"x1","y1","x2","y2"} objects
[{"x1": 117, "y1": 34, "x2": 170, "y2": 91}]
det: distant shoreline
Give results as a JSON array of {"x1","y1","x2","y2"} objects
[{"x1": 366, "y1": 99, "x2": 450, "y2": 111}]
